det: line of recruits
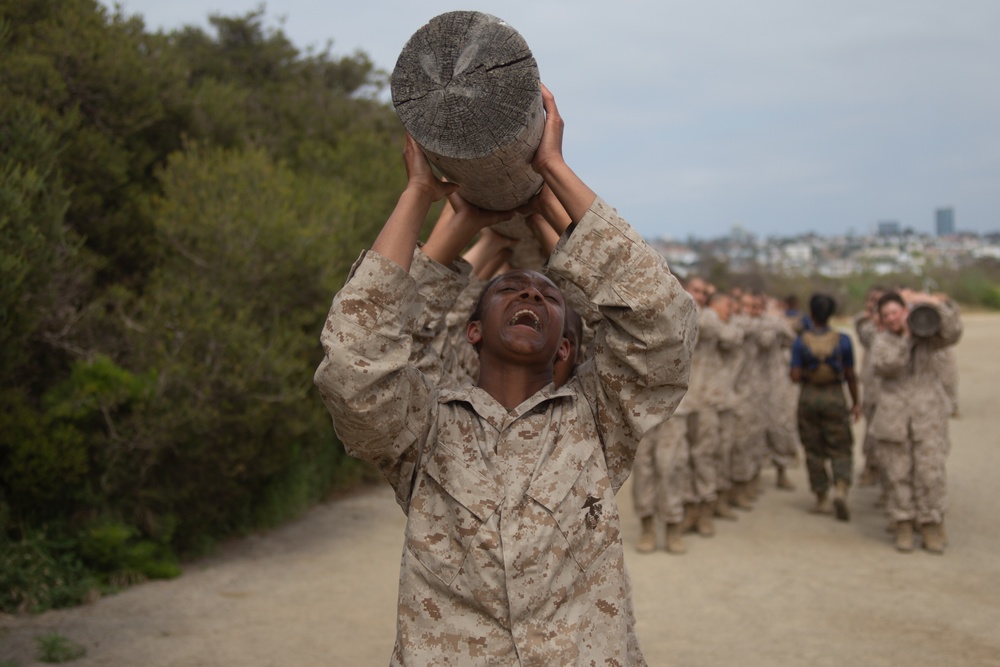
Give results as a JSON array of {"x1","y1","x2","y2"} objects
[
  {"x1": 410, "y1": 196, "x2": 963, "y2": 557},
  {"x1": 632, "y1": 279, "x2": 962, "y2": 555}
]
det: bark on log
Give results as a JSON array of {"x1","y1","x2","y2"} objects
[{"x1": 391, "y1": 11, "x2": 544, "y2": 216}]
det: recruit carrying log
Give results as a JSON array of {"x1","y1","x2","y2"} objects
[{"x1": 391, "y1": 11, "x2": 544, "y2": 216}]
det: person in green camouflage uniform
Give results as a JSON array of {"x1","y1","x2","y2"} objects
[{"x1": 789, "y1": 294, "x2": 860, "y2": 521}]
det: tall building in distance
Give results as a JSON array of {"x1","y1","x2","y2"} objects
[{"x1": 936, "y1": 207, "x2": 955, "y2": 236}]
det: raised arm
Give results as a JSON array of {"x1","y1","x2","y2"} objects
[
  {"x1": 526, "y1": 84, "x2": 597, "y2": 227},
  {"x1": 314, "y1": 136, "x2": 456, "y2": 511},
  {"x1": 370, "y1": 134, "x2": 455, "y2": 271}
]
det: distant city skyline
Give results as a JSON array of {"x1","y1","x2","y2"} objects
[{"x1": 108, "y1": 0, "x2": 1000, "y2": 240}]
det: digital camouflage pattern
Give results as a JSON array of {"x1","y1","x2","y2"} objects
[
  {"x1": 632, "y1": 415, "x2": 692, "y2": 525},
  {"x1": 687, "y1": 308, "x2": 744, "y2": 412},
  {"x1": 315, "y1": 198, "x2": 697, "y2": 666},
  {"x1": 758, "y1": 313, "x2": 801, "y2": 469},
  {"x1": 870, "y1": 300, "x2": 962, "y2": 525},
  {"x1": 730, "y1": 314, "x2": 766, "y2": 483},
  {"x1": 408, "y1": 248, "x2": 482, "y2": 388},
  {"x1": 854, "y1": 312, "x2": 881, "y2": 473},
  {"x1": 683, "y1": 307, "x2": 743, "y2": 503},
  {"x1": 797, "y1": 383, "x2": 854, "y2": 494}
]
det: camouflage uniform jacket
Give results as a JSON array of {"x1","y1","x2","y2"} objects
[
  {"x1": 869, "y1": 301, "x2": 962, "y2": 443},
  {"x1": 315, "y1": 198, "x2": 697, "y2": 666},
  {"x1": 734, "y1": 315, "x2": 769, "y2": 398},
  {"x1": 408, "y1": 248, "x2": 480, "y2": 388},
  {"x1": 686, "y1": 307, "x2": 744, "y2": 411},
  {"x1": 854, "y1": 312, "x2": 880, "y2": 412}
]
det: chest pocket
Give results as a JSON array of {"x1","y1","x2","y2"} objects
[
  {"x1": 526, "y1": 442, "x2": 620, "y2": 574},
  {"x1": 406, "y1": 445, "x2": 500, "y2": 586}
]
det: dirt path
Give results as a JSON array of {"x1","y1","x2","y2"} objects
[{"x1": 3, "y1": 314, "x2": 1000, "y2": 666}]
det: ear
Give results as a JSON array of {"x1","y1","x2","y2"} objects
[
  {"x1": 467, "y1": 321, "x2": 483, "y2": 346},
  {"x1": 555, "y1": 337, "x2": 571, "y2": 363}
]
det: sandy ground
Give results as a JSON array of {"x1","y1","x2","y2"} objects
[{"x1": 3, "y1": 313, "x2": 1000, "y2": 666}]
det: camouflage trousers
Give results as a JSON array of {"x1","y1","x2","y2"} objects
[
  {"x1": 877, "y1": 433, "x2": 948, "y2": 525},
  {"x1": 796, "y1": 383, "x2": 854, "y2": 495},
  {"x1": 861, "y1": 401, "x2": 881, "y2": 473},
  {"x1": 763, "y1": 425, "x2": 800, "y2": 471},
  {"x1": 714, "y1": 409, "x2": 737, "y2": 493},
  {"x1": 731, "y1": 400, "x2": 764, "y2": 483},
  {"x1": 684, "y1": 409, "x2": 718, "y2": 503},
  {"x1": 632, "y1": 416, "x2": 691, "y2": 524},
  {"x1": 764, "y1": 385, "x2": 801, "y2": 469}
]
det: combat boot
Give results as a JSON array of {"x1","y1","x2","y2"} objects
[
  {"x1": 775, "y1": 466, "x2": 795, "y2": 491},
  {"x1": 809, "y1": 492, "x2": 831, "y2": 514},
  {"x1": 832, "y1": 480, "x2": 850, "y2": 522},
  {"x1": 920, "y1": 522, "x2": 946, "y2": 554},
  {"x1": 664, "y1": 523, "x2": 687, "y2": 554},
  {"x1": 730, "y1": 482, "x2": 754, "y2": 510},
  {"x1": 895, "y1": 520, "x2": 914, "y2": 552},
  {"x1": 747, "y1": 472, "x2": 762, "y2": 500},
  {"x1": 696, "y1": 501, "x2": 715, "y2": 537},
  {"x1": 679, "y1": 503, "x2": 699, "y2": 533},
  {"x1": 636, "y1": 516, "x2": 656, "y2": 554},
  {"x1": 714, "y1": 494, "x2": 738, "y2": 520},
  {"x1": 858, "y1": 465, "x2": 879, "y2": 487}
]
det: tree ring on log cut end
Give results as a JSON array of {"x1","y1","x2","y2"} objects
[{"x1": 391, "y1": 11, "x2": 544, "y2": 211}]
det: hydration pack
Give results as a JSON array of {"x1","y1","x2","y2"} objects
[{"x1": 801, "y1": 329, "x2": 843, "y2": 384}]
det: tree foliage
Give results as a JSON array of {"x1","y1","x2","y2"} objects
[{"x1": 1, "y1": 0, "x2": 396, "y2": 611}]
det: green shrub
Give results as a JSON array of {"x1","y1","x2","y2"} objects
[
  {"x1": 0, "y1": 524, "x2": 98, "y2": 613},
  {"x1": 79, "y1": 519, "x2": 181, "y2": 584},
  {"x1": 35, "y1": 632, "x2": 86, "y2": 663}
]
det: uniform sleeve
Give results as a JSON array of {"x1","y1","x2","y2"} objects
[
  {"x1": 440, "y1": 276, "x2": 488, "y2": 384},
  {"x1": 840, "y1": 333, "x2": 856, "y2": 369},
  {"x1": 546, "y1": 197, "x2": 697, "y2": 489},
  {"x1": 718, "y1": 319, "x2": 745, "y2": 351},
  {"x1": 755, "y1": 317, "x2": 777, "y2": 350},
  {"x1": 408, "y1": 248, "x2": 476, "y2": 388},
  {"x1": 931, "y1": 299, "x2": 963, "y2": 348},
  {"x1": 854, "y1": 313, "x2": 877, "y2": 349},
  {"x1": 314, "y1": 250, "x2": 433, "y2": 512}
]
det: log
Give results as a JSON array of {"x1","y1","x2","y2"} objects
[{"x1": 391, "y1": 11, "x2": 544, "y2": 220}]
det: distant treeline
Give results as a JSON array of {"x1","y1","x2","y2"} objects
[
  {"x1": 1, "y1": 0, "x2": 405, "y2": 612},
  {"x1": 696, "y1": 258, "x2": 1000, "y2": 315}
]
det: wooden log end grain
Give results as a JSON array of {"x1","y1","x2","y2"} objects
[{"x1": 391, "y1": 11, "x2": 544, "y2": 215}]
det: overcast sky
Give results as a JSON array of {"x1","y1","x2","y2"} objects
[{"x1": 106, "y1": 0, "x2": 1000, "y2": 241}]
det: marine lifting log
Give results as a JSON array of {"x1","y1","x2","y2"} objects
[{"x1": 391, "y1": 11, "x2": 548, "y2": 267}]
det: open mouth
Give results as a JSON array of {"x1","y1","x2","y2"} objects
[{"x1": 508, "y1": 309, "x2": 542, "y2": 331}]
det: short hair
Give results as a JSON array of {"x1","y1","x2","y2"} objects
[
  {"x1": 808, "y1": 293, "x2": 837, "y2": 326},
  {"x1": 564, "y1": 305, "x2": 583, "y2": 343},
  {"x1": 707, "y1": 291, "x2": 731, "y2": 307},
  {"x1": 876, "y1": 291, "x2": 906, "y2": 313}
]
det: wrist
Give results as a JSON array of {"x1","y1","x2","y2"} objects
[{"x1": 402, "y1": 182, "x2": 441, "y2": 207}]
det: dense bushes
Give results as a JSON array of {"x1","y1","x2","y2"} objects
[{"x1": 1, "y1": 0, "x2": 395, "y2": 612}]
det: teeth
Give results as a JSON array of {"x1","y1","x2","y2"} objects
[{"x1": 508, "y1": 309, "x2": 541, "y2": 331}]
